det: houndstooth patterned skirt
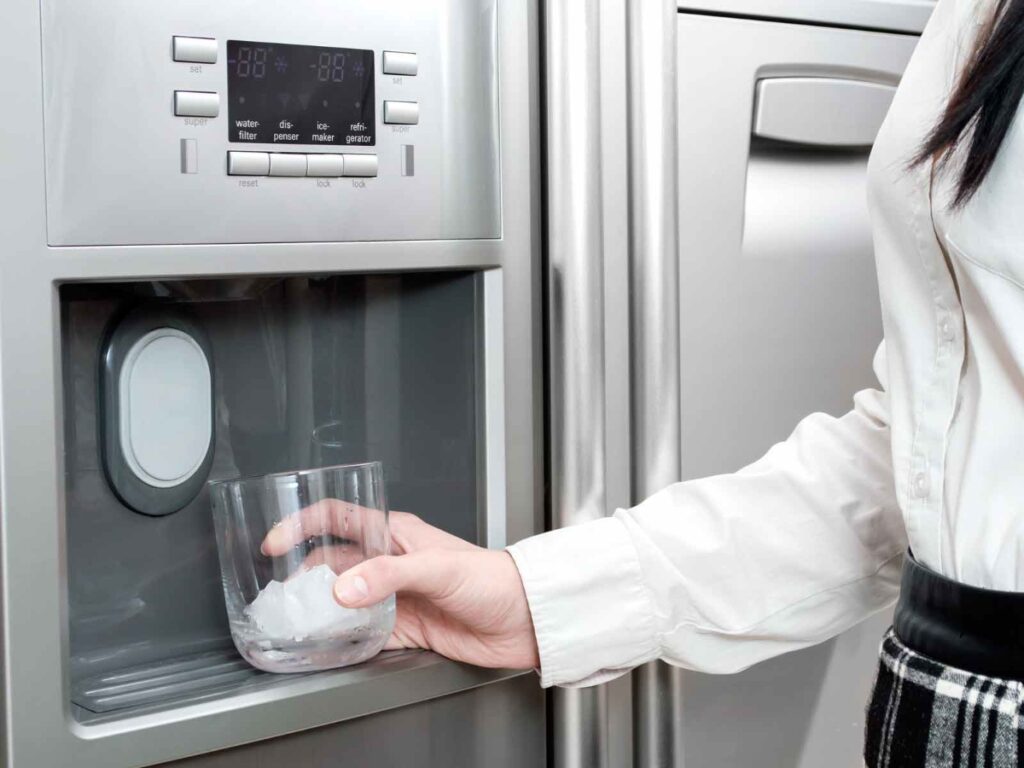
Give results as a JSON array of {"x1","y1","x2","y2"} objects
[{"x1": 865, "y1": 629, "x2": 1024, "y2": 768}]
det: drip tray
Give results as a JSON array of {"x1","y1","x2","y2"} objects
[{"x1": 72, "y1": 645, "x2": 284, "y2": 714}]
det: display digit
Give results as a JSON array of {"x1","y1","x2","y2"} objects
[
  {"x1": 237, "y1": 46, "x2": 251, "y2": 77},
  {"x1": 253, "y1": 47, "x2": 267, "y2": 79},
  {"x1": 317, "y1": 52, "x2": 331, "y2": 82}
]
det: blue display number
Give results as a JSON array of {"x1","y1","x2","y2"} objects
[
  {"x1": 235, "y1": 46, "x2": 268, "y2": 79},
  {"x1": 315, "y1": 52, "x2": 346, "y2": 83}
]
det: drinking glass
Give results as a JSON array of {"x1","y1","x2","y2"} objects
[
  {"x1": 209, "y1": 462, "x2": 395, "y2": 673},
  {"x1": 310, "y1": 419, "x2": 357, "y2": 468}
]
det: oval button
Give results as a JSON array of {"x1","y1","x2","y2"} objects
[{"x1": 120, "y1": 329, "x2": 212, "y2": 488}]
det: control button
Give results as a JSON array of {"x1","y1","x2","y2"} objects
[
  {"x1": 174, "y1": 91, "x2": 219, "y2": 118},
  {"x1": 306, "y1": 154, "x2": 344, "y2": 177},
  {"x1": 342, "y1": 154, "x2": 378, "y2": 177},
  {"x1": 384, "y1": 101, "x2": 419, "y2": 125},
  {"x1": 120, "y1": 329, "x2": 212, "y2": 488},
  {"x1": 383, "y1": 51, "x2": 418, "y2": 76},
  {"x1": 401, "y1": 145, "x2": 415, "y2": 177},
  {"x1": 173, "y1": 36, "x2": 218, "y2": 64},
  {"x1": 227, "y1": 151, "x2": 269, "y2": 176},
  {"x1": 269, "y1": 153, "x2": 307, "y2": 177}
]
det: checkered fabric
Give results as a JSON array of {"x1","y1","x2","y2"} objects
[{"x1": 865, "y1": 628, "x2": 1024, "y2": 767}]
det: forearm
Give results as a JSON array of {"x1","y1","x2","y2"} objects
[{"x1": 509, "y1": 385, "x2": 904, "y2": 687}]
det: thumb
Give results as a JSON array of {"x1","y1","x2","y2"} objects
[{"x1": 334, "y1": 551, "x2": 456, "y2": 608}]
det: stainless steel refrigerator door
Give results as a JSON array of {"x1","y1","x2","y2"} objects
[
  {"x1": 672, "y1": 13, "x2": 918, "y2": 768},
  {"x1": 545, "y1": 0, "x2": 614, "y2": 762},
  {"x1": 0, "y1": 0, "x2": 543, "y2": 763}
]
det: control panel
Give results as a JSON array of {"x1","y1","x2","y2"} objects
[
  {"x1": 41, "y1": 0, "x2": 499, "y2": 245},
  {"x1": 224, "y1": 40, "x2": 377, "y2": 146}
]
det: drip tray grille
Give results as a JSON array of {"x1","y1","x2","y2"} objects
[{"x1": 72, "y1": 646, "x2": 274, "y2": 714}]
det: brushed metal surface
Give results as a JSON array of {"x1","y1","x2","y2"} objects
[
  {"x1": 633, "y1": 662, "x2": 686, "y2": 768},
  {"x1": 545, "y1": 0, "x2": 610, "y2": 764},
  {"x1": 157, "y1": 673, "x2": 545, "y2": 768},
  {"x1": 42, "y1": 0, "x2": 500, "y2": 245},
  {"x1": 673, "y1": 14, "x2": 917, "y2": 768},
  {"x1": 753, "y1": 77, "x2": 896, "y2": 147},
  {"x1": 627, "y1": 0, "x2": 683, "y2": 763},
  {"x1": 546, "y1": 0, "x2": 606, "y2": 532},
  {"x1": 598, "y1": 0, "x2": 635, "y2": 763},
  {"x1": 0, "y1": 0, "x2": 542, "y2": 762},
  {"x1": 553, "y1": 687, "x2": 609, "y2": 768}
]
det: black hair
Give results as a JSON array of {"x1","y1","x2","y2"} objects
[{"x1": 913, "y1": 0, "x2": 1024, "y2": 207}]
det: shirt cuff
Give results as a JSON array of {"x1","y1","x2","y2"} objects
[{"x1": 506, "y1": 516, "x2": 661, "y2": 688}]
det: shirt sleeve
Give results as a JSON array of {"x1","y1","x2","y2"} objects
[{"x1": 507, "y1": 343, "x2": 905, "y2": 688}]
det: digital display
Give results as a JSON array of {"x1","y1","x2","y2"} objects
[{"x1": 227, "y1": 40, "x2": 375, "y2": 146}]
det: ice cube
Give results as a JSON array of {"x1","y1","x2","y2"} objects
[
  {"x1": 246, "y1": 579, "x2": 293, "y2": 638},
  {"x1": 245, "y1": 564, "x2": 367, "y2": 641}
]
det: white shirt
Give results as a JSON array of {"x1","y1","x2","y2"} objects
[{"x1": 507, "y1": 0, "x2": 1022, "y2": 688}]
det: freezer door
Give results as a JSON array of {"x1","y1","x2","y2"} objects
[{"x1": 674, "y1": 14, "x2": 918, "y2": 768}]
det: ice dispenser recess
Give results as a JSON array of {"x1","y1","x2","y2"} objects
[{"x1": 62, "y1": 272, "x2": 484, "y2": 720}]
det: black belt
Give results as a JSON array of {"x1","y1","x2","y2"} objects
[{"x1": 894, "y1": 552, "x2": 1024, "y2": 680}]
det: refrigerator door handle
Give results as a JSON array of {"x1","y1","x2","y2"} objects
[
  {"x1": 628, "y1": 0, "x2": 684, "y2": 765},
  {"x1": 753, "y1": 76, "x2": 897, "y2": 148},
  {"x1": 545, "y1": 0, "x2": 610, "y2": 765}
]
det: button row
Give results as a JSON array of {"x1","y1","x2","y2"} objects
[
  {"x1": 177, "y1": 93, "x2": 417, "y2": 125},
  {"x1": 228, "y1": 152, "x2": 378, "y2": 178},
  {"x1": 173, "y1": 38, "x2": 418, "y2": 78}
]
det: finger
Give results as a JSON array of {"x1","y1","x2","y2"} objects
[
  {"x1": 334, "y1": 551, "x2": 458, "y2": 608},
  {"x1": 384, "y1": 632, "x2": 423, "y2": 651},
  {"x1": 289, "y1": 544, "x2": 366, "y2": 578},
  {"x1": 261, "y1": 499, "x2": 388, "y2": 556},
  {"x1": 389, "y1": 511, "x2": 479, "y2": 554}
]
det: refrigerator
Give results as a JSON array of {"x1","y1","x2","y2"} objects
[
  {"x1": 0, "y1": 0, "x2": 933, "y2": 764},
  {"x1": 611, "y1": 1, "x2": 933, "y2": 766},
  {"x1": 0, "y1": 0, "x2": 546, "y2": 766}
]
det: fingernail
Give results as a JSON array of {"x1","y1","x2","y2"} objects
[
  {"x1": 260, "y1": 531, "x2": 278, "y2": 555},
  {"x1": 335, "y1": 575, "x2": 369, "y2": 606}
]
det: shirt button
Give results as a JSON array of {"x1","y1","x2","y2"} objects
[
  {"x1": 940, "y1": 318, "x2": 956, "y2": 343},
  {"x1": 913, "y1": 472, "x2": 929, "y2": 498}
]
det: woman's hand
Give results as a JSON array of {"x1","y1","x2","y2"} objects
[{"x1": 261, "y1": 508, "x2": 540, "y2": 671}]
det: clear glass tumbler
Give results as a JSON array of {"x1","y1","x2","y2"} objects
[{"x1": 209, "y1": 462, "x2": 395, "y2": 673}]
